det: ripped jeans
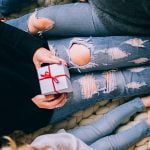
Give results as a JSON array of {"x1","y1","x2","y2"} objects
[
  {"x1": 48, "y1": 36, "x2": 150, "y2": 123},
  {"x1": 6, "y1": 3, "x2": 109, "y2": 36},
  {"x1": 6, "y1": 16, "x2": 150, "y2": 123},
  {"x1": 5, "y1": 3, "x2": 150, "y2": 149}
]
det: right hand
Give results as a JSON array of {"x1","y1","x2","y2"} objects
[
  {"x1": 33, "y1": 47, "x2": 67, "y2": 69},
  {"x1": 32, "y1": 93, "x2": 67, "y2": 109}
]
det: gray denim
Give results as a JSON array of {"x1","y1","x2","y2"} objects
[{"x1": 68, "y1": 97, "x2": 150, "y2": 150}]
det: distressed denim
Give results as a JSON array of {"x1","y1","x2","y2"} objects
[
  {"x1": 47, "y1": 36, "x2": 150, "y2": 73},
  {"x1": 6, "y1": 18, "x2": 150, "y2": 125},
  {"x1": 6, "y1": 7, "x2": 150, "y2": 147},
  {"x1": 6, "y1": 2, "x2": 150, "y2": 36},
  {"x1": 50, "y1": 63, "x2": 150, "y2": 123},
  {"x1": 67, "y1": 98, "x2": 150, "y2": 150},
  {"x1": 6, "y1": 3, "x2": 109, "y2": 36}
]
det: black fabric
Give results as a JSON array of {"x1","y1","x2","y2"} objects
[
  {"x1": 89, "y1": 0, "x2": 150, "y2": 35},
  {"x1": 0, "y1": 22, "x2": 52, "y2": 136}
]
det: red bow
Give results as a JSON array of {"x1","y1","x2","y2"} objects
[{"x1": 39, "y1": 65, "x2": 69, "y2": 93}]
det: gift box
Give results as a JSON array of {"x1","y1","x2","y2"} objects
[{"x1": 37, "y1": 64, "x2": 73, "y2": 95}]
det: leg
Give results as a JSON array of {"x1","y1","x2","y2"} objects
[
  {"x1": 47, "y1": 36, "x2": 150, "y2": 73},
  {"x1": 67, "y1": 97, "x2": 144, "y2": 145},
  {"x1": 50, "y1": 65, "x2": 150, "y2": 123},
  {"x1": 90, "y1": 121, "x2": 150, "y2": 150},
  {"x1": 6, "y1": 3, "x2": 109, "y2": 36}
]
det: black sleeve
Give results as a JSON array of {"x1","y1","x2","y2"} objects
[{"x1": 0, "y1": 21, "x2": 45, "y2": 60}]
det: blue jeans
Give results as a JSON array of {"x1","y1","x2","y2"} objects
[
  {"x1": 7, "y1": 3, "x2": 109, "y2": 36},
  {"x1": 68, "y1": 98, "x2": 150, "y2": 150},
  {"x1": 47, "y1": 37, "x2": 150, "y2": 73},
  {"x1": 7, "y1": 16, "x2": 150, "y2": 124},
  {"x1": 0, "y1": 0, "x2": 35, "y2": 16},
  {"x1": 7, "y1": 2, "x2": 148, "y2": 37},
  {"x1": 8, "y1": 3, "x2": 150, "y2": 150},
  {"x1": 45, "y1": 36, "x2": 150, "y2": 123}
]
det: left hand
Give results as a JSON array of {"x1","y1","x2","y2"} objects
[
  {"x1": 33, "y1": 47, "x2": 67, "y2": 69},
  {"x1": 32, "y1": 93, "x2": 67, "y2": 109}
]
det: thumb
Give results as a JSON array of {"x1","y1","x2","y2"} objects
[
  {"x1": 41, "y1": 55, "x2": 61, "y2": 64},
  {"x1": 34, "y1": 60, "x2": 42, "y2": 69},
  {"x1": 32, "y1": 94, "x2": 46, "y2": 101}
]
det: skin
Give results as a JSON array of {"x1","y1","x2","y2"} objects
[
  {"x1": 70, "y1": 44, "x2": 90, "y2": 66},
  {"x1": 28, "y1": 13, "x2": 55, "y2": 34}
]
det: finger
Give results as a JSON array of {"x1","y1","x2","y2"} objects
[
  {"x1": 32, "y1": 94, "x2": 55, "y2": 102},
  {"x1": 55, "y1": 94, "x2": 67, "y2": 108},
  {"x1": 34, "y1": 61, "x2": 41, "y2": 69},
  {"x1": 59, "y1": 58, "x2": 68, "y2": 66},
  {"x1": 44, "y1": 95, "x2": 56, "y2": 101},
  {"x1": 38, "y1": 54, "x2": 60, "y2": 65},
  {"x1": 46, "y1": 58, "x2": 61, "y2": 64},
  {"x1": 48, "y1": 54, "x2": 67, "y2": 66},
  {"x1": 32, "y1": 94, "x2": 45, "y2": 100},
  {"x1": 44, "y1": 94, "x2": 66, "y2": 109},
  {"x1": 42, "y1": 55, "x2": 61, "y2": 64},
  {"x1": 32, "y1": 94, "x2": 57, "y2": 109}
]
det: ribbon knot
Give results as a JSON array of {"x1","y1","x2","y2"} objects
[
  {"x1": 39, "y1": 65, "x2": 69, "y2": 93},
  {"x1": 40, "y1": 71, "x2": 59, "y2": 83}
]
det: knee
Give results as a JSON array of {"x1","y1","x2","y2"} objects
[{"x1": 70, "y1": 44, "x2": 90, "y2": 66}]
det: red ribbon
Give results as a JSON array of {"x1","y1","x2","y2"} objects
[{"x1": 39, "y1": 65, "x2": 69, "y2": 93}]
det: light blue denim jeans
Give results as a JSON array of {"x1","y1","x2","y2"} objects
[
  {"x1": 47, "y1": 36, "x2": 150, "y2": 73},
  {"x1": 6, "y1": 5, "x2": 150, "y2": 148},
  {"x1": 68, "y1": 98, "x2": 150, "y2": 150},
  {"x1": 7, "y1": 18, "x2": 150, "y2": 124},
  {"x1": 6, "y1": 3, "x2": 109, "y2": 36},
  {"x1": 6, "y1": 2, "x2": 150, "y2": 37},
  {"x1": 50, "y1": 64, "x2": 150, "y2": 123}
]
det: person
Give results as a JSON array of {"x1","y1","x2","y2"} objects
[
  {"x1": 2, "y1": 96, "x2": 150, "y2": 150},
  {"x1": 1, "y1": 19, "x2": 150, "y2": 137},
  {"x1": 0, "y1": 21, "x2": 67, "y2": 135},
  {"x1": 1, "y1": 0, "x2": 150, "y2": 136}
]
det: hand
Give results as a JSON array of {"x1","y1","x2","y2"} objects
[
  {"x1": 33, "y1": 47, "x2": 67, "y2": 69},
  {"x1": 32, "y1": 93, "x2": 67, "y2": 109},
  {"x1": 28, "y1": 13, "x2": 55, "y2": 34}
]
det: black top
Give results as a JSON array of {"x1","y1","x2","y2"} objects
[
  {"x1": 0, "y1": 22, "x2": 52, "y2": 135},
  {"x1": 90, "y1": 0, "x2": 150, "y2": 35}
]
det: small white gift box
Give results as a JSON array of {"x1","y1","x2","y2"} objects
[{"x1": 37, "y1": 64, "x2": 73, "y2": 95}]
